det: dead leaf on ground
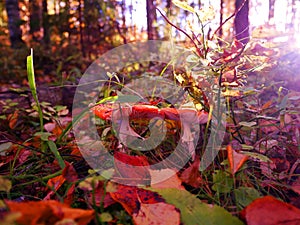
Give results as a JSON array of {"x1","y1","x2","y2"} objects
[
  {"x1": 180, "y1": 157, "x2": 203, "y2": 188},
  {"x1": 113, "y1": 151, "x2": 150, "y2": 185},
  {"x1": 44, "y1": 163, "x2": 78, "y2": 201},
  {"x1": 227, "y1": 144, "x2": 249, "y2": 175},
  {"x1": 109, "y1": 184, "x2": 165, "y2": 216},
  {"x1": 149, "y1": 168, "x2": 185, "y2": 190},
  {"x1": 241, "y1": 196, "x2": 300, "y2": 225},
  {"x1": 133, "y1": 201, "x2": 180, "y2": 225},
  {"x1": 6, "y1": 200, "x2": 94, "y2": 225}
]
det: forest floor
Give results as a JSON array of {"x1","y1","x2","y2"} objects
[{"x1": 1, "y1": 40, "x2": 300, "y2": 225}]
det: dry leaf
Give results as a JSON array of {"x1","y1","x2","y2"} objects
[
  {"x1": 113, "y1": 151, "x2": 150, "y2": 185},
  {"x1": 241, "y1": 196, "x2": 300, "y2": 225},
  {"x1": 133, "y1": 202, "x2": 180, "y2": 225},
  {"x1": 6, "y1": 200, "x2": 94, "y2": 225},
  {"x1": 149, "y1": 168, "x2": 184, "y2": 190},
  {"x1": 109, "y1": 184, "x2": 165, "y2": 216},
  {"x1": 180, "y1": 157, "x2": 203, "y2": 188},
  {"x1": 8, "y1": 110, "x2": 19, "y2": 129},
  {"x1": 227, "y1": 145, "x2": 249, "y2": 175}
]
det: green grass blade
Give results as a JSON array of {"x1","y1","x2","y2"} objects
[
  {"x1": 27, "y1": 49, "x2": 44, "y2": 132},
  {"x1": 47, "y1": 140, "x2": 66, "y2": 169}
]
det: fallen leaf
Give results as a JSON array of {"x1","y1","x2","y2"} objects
[
  {"x1": 149, "y1": 168, "x2": 185, "y2": 190},
  {"x1": 241, "y1": 196, "x2": 300, "y2": 225},
  {"x1": 7, "y1": 110, "x2": 19, "y2": 129},
  {"x1": 113, "y1": 151, "x2": 150, "y2": 186},
  {"x1": 44, "y1": 163, "x2": 78, "y2": 201},
  {"x1": 0, "y1": 176, "x2": 12, "y2": 192},
  {"x1": 109, "y1": 184, "x2": 164, "y2": 216},
  {"x1": 180, "y1": 157, "x2": 203, "y2": 188},
  {"x1": 148, "y1": 188, "x2": 244, "y2": 225},
  {"x1": 227, "y1": 145, "x2": 249, "y2": 175},
  {"x1": 6, "y1": 200, "x2": 94, "y2": 225},
  {"x1": 133, "y1": 202, "x2": 180, "y2": 225}
]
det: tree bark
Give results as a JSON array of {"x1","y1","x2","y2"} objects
[
  {"x1": 146, "y1": 0, "x2": 157, "y2": 40},
  {"x1": 268, "y1": 0, "x2": 276, "y2": 22},
  {"x1": 42, "y1": 0, "x2": 50, "y2": 45},
  {"x1": 219, "y1": 0, "x2": 224, "y2": 38},
  {"x1": 5, "y1": 0, "x2": 25, "y2": 48},
  {"x1": 29, "y1": 0, "x2": 42, "y2": 41},
  {"x1": 234, "y1": 0, "x2": 249, "y2": 44}
]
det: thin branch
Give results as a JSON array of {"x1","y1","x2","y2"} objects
[
  {"x1": 156, "y1": 7, "x2": 203, "y2": 58},
  {"x1": 210, "y1": 0, "x2": 248, "y2": 41}
]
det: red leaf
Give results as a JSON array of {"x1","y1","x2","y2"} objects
[
  {"x1": 241, "y1": 196, "x2": 300, "y2": 225},
  {"x1": 180, "y1": 157, "x2": 203, "y2": 188},
  {"x1": 109, "y1": 184, "x2": 164, "y2": 215},
  {"x1": 62, "y1": 163, "x2": 78, "y2": 183},
  {"x1": 113, "y1": 151, "x2": 150, "y2": 185}
]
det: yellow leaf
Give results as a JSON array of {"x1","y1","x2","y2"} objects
[
  {"x1": 172, "y1": 0, "x2": 195, "y2": 13},
  {"x1": 0, "y1": 176, "x2": 12, "y2": 193}
]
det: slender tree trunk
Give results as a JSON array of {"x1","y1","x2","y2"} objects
[
  {"x1": 234, "y1": 0, "x2": 249, "y2": 44},
  {"x1": 78, "y1": 0, "x2": 85, "y2": 58},
  {"x1": 42, "y1": 0, "x2": 50, "y2": 45},
  {"x1": 268, "y1": 0, "x2": 276, "y2": 22},
  {"x1": 30, "y1": 0, "x2": 42, "y2": 41},
  {"x1": 5, "y1": 0, "x2": 25, "y2": 48},
  {"x1": 219, "y1": 0, "x2": 224, "y2": 38},
  {"x1": 146, "y1": 0, "x2": 157, "y2": 40}
]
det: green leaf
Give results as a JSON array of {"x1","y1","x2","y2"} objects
[
  {"x1": 27, "y1": 49, "x2": 44, "y2": 132},
  {"x1": 100, "y1": 212, "x2": 113, "y2": 222},
  {"x1": 34, "y1": 132, "x2": 52, "y2": 141},
  {"x1": 116, "y1": 95, "x2": 142, "y2": 103},
  {"x1": 240, "y1": 151, "x2": 271, "y2": 162},
  {"x1": 147, "y1": 188, "x2": 244, "y2": 225},
  {"x1": 47, "y1": 140, "x2": 66, "y2": 169},
  {"x1": 212, "y1": 170, "x2": 234, "y2": 194},
  {"x1": 172, "y1": 0, "x2": 195, "y2": 13},
  {"x1": 234, "y1": 187, "x2": 261, "y2": 209}
]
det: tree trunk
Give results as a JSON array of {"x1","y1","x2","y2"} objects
[
  {"x1": 42, "y1": 0, "x2": 50, "y2": 45},
  {"x1": 29, "y1": 0, "x2": 42, "y2": 41},
  {"x1": 234, "y1": 0, "x2": 249, "y2": 44},
  {"x1": 5, "y1": 0, "x2": 25, "y2": 48},
  {"x1": 219, "y1": 0, "x2": 224, "y2": 38},
  {"x1": 146, "y1": 0, "x2": 157, "y2": 40},
  {"x1": 268, "y1": 0, "x2": 276, "y2": 22},
  {"x1": 79, "y1": 0, "x2": 85, "y2": 57}
]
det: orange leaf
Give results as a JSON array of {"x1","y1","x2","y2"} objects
[
  {"x1": 241, "y1": 196, "x2": 300, "y2": 225},
  {"x1": 6, "y1": 200, "x2": 94, "y2": 225},
  {"x1": 8, "y1": 110, "x2": 19, "y2": 129},
  {"x1": 227, "y1": 144, "x2": 248, "y2": 175},
  {"x1": 150, "y1": 169, "x2": 185, "y2": 190},
  {"x1": 44, "y1": 163, "x2": 78, "y2": 200}
]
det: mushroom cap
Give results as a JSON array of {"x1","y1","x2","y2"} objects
[{"x1": 91, "y1": 104, "x2": 208, "y2": 124}]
